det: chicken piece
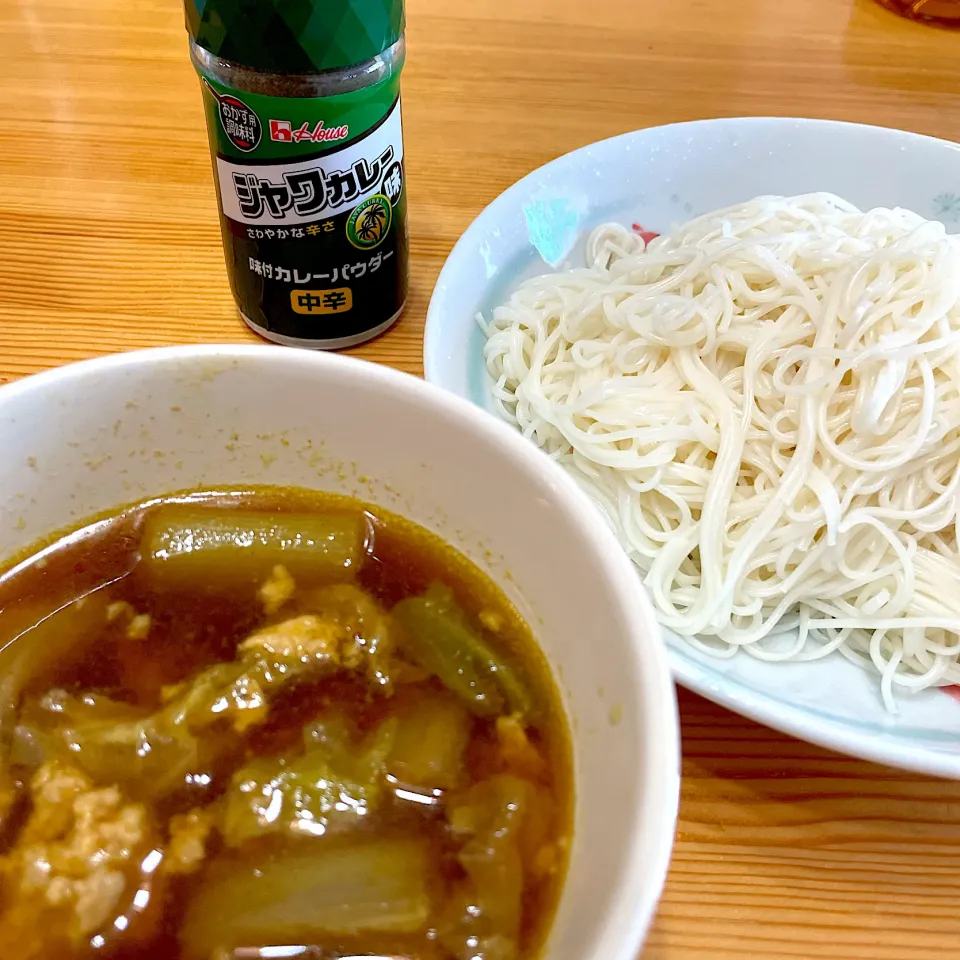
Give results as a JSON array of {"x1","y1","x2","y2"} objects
[
  {"x1": 495, "y1": 715, "x2": 546, "y2": 780},
  {"x1": 159, "y1": 611, "x2": 359, "y2": 734},
  {"x1": 479, "y1": 609, "x2": 505, "y2": 634},
  {"x1": 531, "y1": 836, "x2": 568, "y2": 880},
  {"x1": 18, "y1": 761, "x2": 91, "y2": 843},
  {"x1": 105, "y1": 601, "x2": 151, "y2": 640},
  {"x1": 300, "y1": 584, "x2": 393, "y2": 685},
  {"x1": 0, "y1": 761, "x2": 153, "y2": 959},
  {"x1": 106, "y1": 601, "x2": 134, "y2": 623},
  {"x1": 239, "y1": 615, "x2": 344, "y2": 669},
  {"x1": 166, "y1": 808, "x2": 214, "y2": 875},
  {"x1": 259, "y1": 564, "x2": 296, "y2": 615},
  {"x1": 126, "y1": 615, "x2": 151, "y2": 641},
  {"x1": 159, "y1": 615, "x2": 345, "y2": 743}
]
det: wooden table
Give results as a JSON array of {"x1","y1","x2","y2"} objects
[{"x1": 2, "y1": 0, "x2": 960, "y2": 957}]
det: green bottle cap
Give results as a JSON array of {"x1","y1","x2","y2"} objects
[{"x1": 185, "y1": 0, "x2": 404, "y2": 74}]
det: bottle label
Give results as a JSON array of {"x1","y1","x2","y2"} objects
[{"x1": 198, "y1": 68, "x2": 407, "y2": 344}]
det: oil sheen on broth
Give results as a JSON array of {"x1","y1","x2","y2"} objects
[{"x1": 0, "y1": 488, "x2": 572, "y2": 960}]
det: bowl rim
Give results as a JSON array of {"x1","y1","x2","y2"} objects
[{"x1": 0, "y1": 343, "x2": 681, "y2": 960}]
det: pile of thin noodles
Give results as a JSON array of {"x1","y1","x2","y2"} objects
[{"x1": 481, "y1": 193, "x2": 960, "y2": 709}]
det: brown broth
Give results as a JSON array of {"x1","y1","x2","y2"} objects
[{"x1": 0, "y1": 488, "x2": 573, "y2": 960}]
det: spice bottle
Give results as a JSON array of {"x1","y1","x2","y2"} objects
[{"x1": 184, "y1": 0, "x2": 408, "y2": 348}]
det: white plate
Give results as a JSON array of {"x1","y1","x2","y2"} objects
[{"x1": 424, "y1": 117, "x2": 960, "y2": 778}]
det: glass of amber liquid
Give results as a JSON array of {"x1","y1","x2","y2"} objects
[{"x1": 875, "y1": 0, "x2": 960, "y2": 24}]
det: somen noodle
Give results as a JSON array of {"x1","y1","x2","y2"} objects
[{"x1": 481, "y1": 193, "x2": 960, "y2": 710}]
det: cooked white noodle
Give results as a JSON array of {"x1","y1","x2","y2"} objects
[{"x1": 481, "y1": 193, "x2": 960, "y2": 710}]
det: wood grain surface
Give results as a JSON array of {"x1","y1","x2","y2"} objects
[{"x1": 2, "y1": 0, "x2": 960, "y2": 957}]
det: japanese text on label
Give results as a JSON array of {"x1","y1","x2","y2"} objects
[{"x1": 216, "y1": 100, "x2": 403, "y2": 227}]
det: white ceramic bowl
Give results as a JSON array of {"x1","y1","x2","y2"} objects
[
  {"x1": 0, "y1": 345, "x2": 679, "y2": 959},
  {"x1": 423, "y1": 117, "x2": 960, "y2": 777}
]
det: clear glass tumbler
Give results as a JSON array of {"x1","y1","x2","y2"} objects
[{"x1": 874, "y1": 0, "x2": 960, "y2": 24}]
